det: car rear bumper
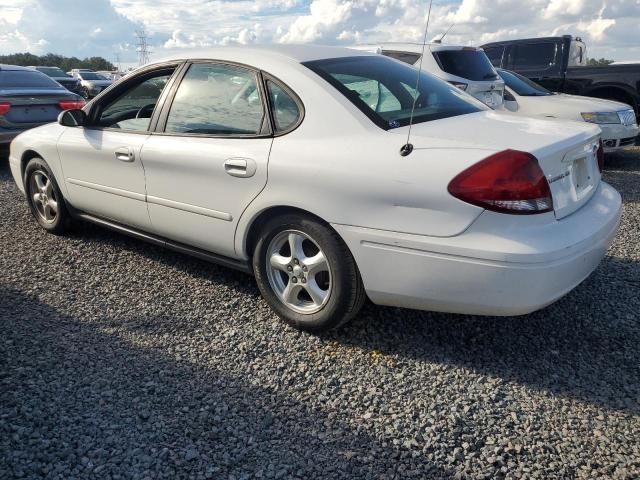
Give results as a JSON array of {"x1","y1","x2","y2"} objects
[
  {"x1": 0, "y1": 128, "x2": 24, "y2": 145},
  {"x1": 333, "y1": 181, "x2": 621, "y2": 316},
  {"x1": 600, "y1": 123, "x2": 639, "y2": 152}
]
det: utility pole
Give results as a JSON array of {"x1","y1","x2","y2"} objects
[
  {"x1": 135, "y1": 28, "x2": 151, "y2": 66},
  {"x1": 114, "y1": 53, "x2": 121, "y2": 71}
]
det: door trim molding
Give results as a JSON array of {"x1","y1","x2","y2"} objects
[
  {"x1": 67, "y1": 178, "x2": 146, "y2": 202},
  {"x1": 147, "y1": 195, "x2": 233, "y2": 221}
]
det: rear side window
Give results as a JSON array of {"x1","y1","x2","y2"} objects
[
  {"x1": 513, "y1": 43, "x2": 556, "y2": 69},
  {"x1": 165, "y1": 63, "x2": 265, "y2": 135},
  {"x1": 381, "y1": 50, "x2": 421, "y2": 65},
  {"x1": 432, "y1": 49, "x2": 499, "y2": 81},
  {"x1": 266, "y1": 80, "x2": 300, "y2": 133},
  {"x1": 483, "y1": 46, "x2": 504, "y2": 67},
  {"x1": 0, "y1": 70, "x2": 61, "y2": 89}
]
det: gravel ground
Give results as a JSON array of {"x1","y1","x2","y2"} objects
[{"x1": 1, "y1": 146, "x2": 639, "y2": 480}]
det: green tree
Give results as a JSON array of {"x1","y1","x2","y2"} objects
[
  {"x1": 0, "y1": 52, "x2": 114, "y2": 72},
  {"x1": 587, "y1": 57, "x2": 615, "y2": 66}
]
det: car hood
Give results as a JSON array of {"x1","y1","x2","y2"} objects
[{"x1": 526, "y1": 93, "x2": 631, "y2": 113}]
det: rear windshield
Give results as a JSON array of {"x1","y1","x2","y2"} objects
[
  {"x1": 432, "y1": 49, "x2": 499, "y2": 81},
  {"x1": 304, "y1": 55, "x2": 486, "y2": 130},
  {"x1": 36, "y1": 67, "x2": 69, "y2": 78},
  {"x1": 497, "y1": 69, "x2": 552, "y2": 96},
  {"x1": 0, "y1": 70, "x2": 62, "y2": 89}
]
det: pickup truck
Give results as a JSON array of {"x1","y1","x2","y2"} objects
[{"x1": 480, "y1": 35, "x2": 640, "y2": 119}]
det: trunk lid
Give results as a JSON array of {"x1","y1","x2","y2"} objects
[
  {"x1": 0, "y1": 89, "x2": 73, "y2": 127},
  {"x1": 390, "y1": 111, "x2": 602, "y2": 219}
]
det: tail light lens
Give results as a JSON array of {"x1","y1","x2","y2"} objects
[
  {"x1": 0, "y1": 102, "x2": 11, "y2": 115},
  {"x1": 58, "y1": 100, "x2": 86, "y2": 111},
  {"x1": 596, "y1": 139, "x2": 604, "y2": 172},
  {"x1": 448, "y1": 149, "x2": 553, "y2": 214}
]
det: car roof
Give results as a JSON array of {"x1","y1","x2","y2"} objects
[
  {"x1": 0, "y1": 64, "x2": 35, "y2": 72},
  {"x1": 153, "y1": 44, "x2": 375, "y2": 65},
  {"x1": 354, "y1": 43, "x2": 485, "y2": 54}
]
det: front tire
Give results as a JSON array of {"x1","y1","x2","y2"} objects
[
  {"x1": 253, "y1": 213, "x2": 365, "y2": 332},
  {"x1": 24, "y1": 157, "x2": 71, "y2": 234}
]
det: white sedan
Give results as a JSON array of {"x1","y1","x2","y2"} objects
[
  {"x1": 9, "y1": 46, "x2": 621, "y2": 331},
  {"x1": 499, "y1": 69, "x2": 639, "y2": 153}
]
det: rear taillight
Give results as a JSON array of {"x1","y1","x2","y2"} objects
[
  {"x1": 448, "y1": 149, "x2": 553, "y2": 215},
  {"x1": 0, "y1": 102, "x2": 10, "y2": 115},
  {"x1": 58, "y1": 100, "x2": 86, "y2": 111},
  {"x1": 596, "y1": 139, "x2": 604, "y2": 172}
]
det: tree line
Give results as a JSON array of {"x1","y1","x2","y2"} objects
[{"x1": 0, "y1": 52, "x2": 115, "y2": 72}]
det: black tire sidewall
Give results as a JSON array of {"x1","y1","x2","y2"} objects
[
  {"x1": 24, "y1": 157, "x2": 70, "y2": 234},
  {"x1": 253, "y1": 214, "x2": 362, "y2": 332}
]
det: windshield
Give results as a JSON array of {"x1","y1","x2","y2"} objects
[
  {"x1": 36, "y1": 67, "x2": 69, "y2": 78},
  {"x1": 497, "y1": 69, "x2": 552, "y2": 96},
  {"x1": 79, "y1": 72, "x2": 104, "y2": 80},
  {"x1": 432, "y1": 49, "x2": 499, "y2": 81},
  {"x1": 0, "y1": 70, "x2": 62, "y2": 89},
  {"x1": 304, "y1": 55, "x2": 487, "y2": 130}
]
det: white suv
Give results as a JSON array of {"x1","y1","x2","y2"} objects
[{"x1": 356, "y1": 43, "x2": 505, "y2": 108}]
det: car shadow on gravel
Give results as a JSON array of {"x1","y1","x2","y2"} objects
[
  {"x1": 0, "y1": 288, "x2": 454, "y2": 479},
  {"x1": 330, "y1": 256, "x2": 640, "y2": 416}
]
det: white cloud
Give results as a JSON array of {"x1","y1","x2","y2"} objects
[{"x1": 0, "y1": 0, "x2": 638, "y2": 62}]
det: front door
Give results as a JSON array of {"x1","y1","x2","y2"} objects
[
  {"x1": 141, "y1": 62, "x2": 273, "y2": 258},
  {"x1": 57, "y1": 67, "x2": 177, "y2": 229}
]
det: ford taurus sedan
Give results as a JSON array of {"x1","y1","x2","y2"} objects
[{"x1": 8, "y1": 46, "x2": 621, "y2": 331}]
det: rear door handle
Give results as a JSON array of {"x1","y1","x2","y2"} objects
[
  {"x1": 224, "y1": 157, "x2": 256, "y2": 178},
  {"x1": 115, "y1": 147, "x2": 135, "y2": 162}
]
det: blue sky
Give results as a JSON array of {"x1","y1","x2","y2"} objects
[{"x1": 1, "y1": 0, "x2": 638, "y2": 66}]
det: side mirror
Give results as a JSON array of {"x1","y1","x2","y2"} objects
[
  {"x1": 504, "y1": 91, "x2": 516, "y2": 102},
  {"x1": 58, "y1": 109, "x2": 87, "y2": 127}
]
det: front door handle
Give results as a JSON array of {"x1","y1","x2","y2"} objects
[
  {"x1": 224, "y1": 157, "x2": 256, "y2": 178},
  {"x1": 115, "y1": 147, "x2": 135, "y2": 162}
]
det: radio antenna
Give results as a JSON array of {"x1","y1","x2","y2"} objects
[
  {"x1": 401, "y1": 0, "x2": 434, "y2": 157},
  {"x1": 436, "y1": 23, "x2": 455, "y2": 44}
]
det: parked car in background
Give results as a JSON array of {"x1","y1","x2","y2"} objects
[
  {"x1": 355, "y1": 43, "x2": 505, "y2": 108},
  {"x1": 28, "y1": 66, "x2": 83, "y2": 95},
  {"x1": 481, "y1": 35, "x2": 640, "y2": 118},
  {"x1": 0, "y1": 64, "x2": 85, "y2": 146},
  {"x1": 498, "y1": 68, "x2": 639, "y2": 153},
  {"x1": 8, "y1": 46, "x2": 620, "y2": 331},
  {"x1": 70, "y1": 69, "x2": 113, "y2": 98}
]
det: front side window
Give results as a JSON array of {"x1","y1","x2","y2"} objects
[
  {"x1": 266, "y1": 80, "x2": 300, "y2": 132},
  {"x1": 96, "y1": 70, "x2": 174, "y2": 130},
  {"x1": 484, "y1": 46, "x2": 504, "y2": 67},
  {"x1": 513, "y1": 43, "x2": 556, "y2": 69},
  {"x1": 497, "y1": 69, "x2": 552, "y2": 96},
  {"x1": 432, "y1": 49, "x2": 499, "y2": 81},
  {"x1": 165, "y1": 63, "x2": 265, "y2": 135},
  {"x1": 304, "y1": 55, "x2": 486, "y2": 130}
]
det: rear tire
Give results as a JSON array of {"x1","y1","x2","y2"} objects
[
  {"x1": 252, "y1": 213, "x2": 365, "y2": 332},
  {"x1": 24, "y1": 157, "x2": 72, "y2": 235}
]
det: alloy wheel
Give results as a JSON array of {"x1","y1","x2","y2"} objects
[
  {"x1": 29, "y1": 170, "x2": 58, "y2": 224},
  {"x1": 265, "y1": 230, "x2": 332, "y2": 314}
]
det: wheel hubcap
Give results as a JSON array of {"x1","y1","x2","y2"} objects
[
  {"x1": 266, "y1": 230, "x2": 332, "y2": 314},
  {"x1": 29, "y1": 171, "x2": 58, "y2": 224}
]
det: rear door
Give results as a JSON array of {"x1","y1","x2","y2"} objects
[
  {"x1": 141, "y1": 61, "x2": 275, "y2": 258},
  {"x1": 56, "y1": 64, "x2": 180, "y2": 229}
]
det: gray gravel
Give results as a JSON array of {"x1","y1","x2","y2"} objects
[{"x1": 1, "y1": 147, "x2": 639, "y2": 479}]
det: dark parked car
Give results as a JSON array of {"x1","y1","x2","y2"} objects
[
  {"x1": 480, "y1": 35, "x2": 640, "y2": 118},
  {"x1": 0, "y1": 64, "x2": 85, "y2": 146},
  {"x1": 29, "y1": 66, "x2": 83, "y2": 95}
]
